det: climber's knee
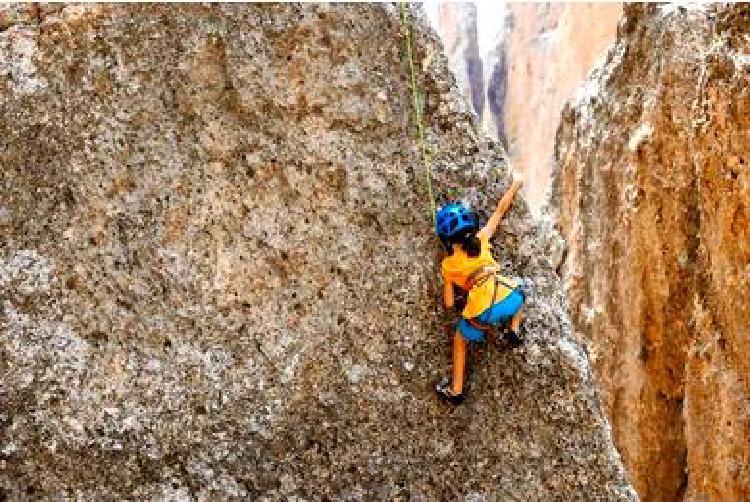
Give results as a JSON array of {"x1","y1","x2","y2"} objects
[{"x1": 510, "y1": 308, "x2": 524, "y2": 331}]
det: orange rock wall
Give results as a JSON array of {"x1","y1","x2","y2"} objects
[
  {"x1": 503, "y1": 3, "x2": 622, "y2": 214},
  {"x1": 555, "y1": 4, "x2": 750, "y2": 501}
]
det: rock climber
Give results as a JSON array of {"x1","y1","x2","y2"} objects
[{"x1": 434, "y1": 178, "x2": 525, "y2": 405}]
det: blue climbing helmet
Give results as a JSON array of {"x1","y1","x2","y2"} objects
[{"x1": 435, "y1": 201, "x2": 479, "y2": 245}]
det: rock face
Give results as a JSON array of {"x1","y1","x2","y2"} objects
[
  {"x1": 429, "y1": 2, "x2": 621, "y2": 216},
  {"x1": 435, "y1": 2, "x2": 485, "y2": 121},
  {"x1": 1, "y1": 4, "x2": 635, "y2": 499},
  {"x1": 555, "y1": 4, "x2": 750, "y2": 501},
  {"x1": 428, "y1": 1, "x2": 510, "y2": 148},
  {"x1": 503, "y1": 3, "x2": 623, "y2": 215}
]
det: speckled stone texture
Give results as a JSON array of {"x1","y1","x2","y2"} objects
[
  {"x1": 1, "y1": 4, "x2": 634, "y2": 499},
  {"x1": 555, "y1": 4, "x2": 749, "y2": 501}
]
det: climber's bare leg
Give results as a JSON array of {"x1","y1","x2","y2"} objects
[
  {"x1": 451, "y1": 329, "x2": 467, "y2": 395},
  {"x1": 510, "y1": 308, "x2": 524, "y2": 332},
  {"x1": 504, "y1": 307, "x2": 525, "y2": 348}
]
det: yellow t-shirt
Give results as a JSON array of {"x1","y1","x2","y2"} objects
[{"x1": 441, "y1": 234, "x2": 517, "y2": 319}]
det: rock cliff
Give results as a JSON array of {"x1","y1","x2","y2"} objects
[
  {"x1": 504, "y1": 3, "x2": 622, "y2": 215},
  {"x1": 555, "y1": 4, "x2": 750, "y2": 501},
  {"x1": 434, "y1": 2, "x2": 485, "y2": 122},
  {"x1": 0, "y1": 4, "x2": 635, "y2": 499},
  {"x1": 429, "y1": 2, "x2": 621, "y2": 216}
]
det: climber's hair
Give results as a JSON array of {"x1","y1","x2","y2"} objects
[
  {"x1": 447, "y1": 229, "x2": 482, "y2": 258},
  {"x1": 459, "y1": 232, "x2": 482, "y2": 257}
]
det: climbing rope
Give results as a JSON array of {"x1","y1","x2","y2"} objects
[{"x1": 399, "y1": 3, "x2": 437, "y2": 225}]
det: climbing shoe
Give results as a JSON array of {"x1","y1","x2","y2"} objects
[
  {"x1": 505, "y1": 326, "x2": 525, "y2": 348},
  {"x1": 435, "y1": 377, "x2": 465, "y2": 406}
]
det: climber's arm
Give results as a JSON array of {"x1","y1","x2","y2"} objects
[{"x1": 477, "y1": 179, "x2": 523, "y2": 241}]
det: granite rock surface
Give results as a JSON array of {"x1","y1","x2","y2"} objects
[
  {"x1": 555, "y1": 4, "x2": 750, "y2": 501},
  {"x1": 1, "y1": 4, "x2": 635, "y2": 499}
]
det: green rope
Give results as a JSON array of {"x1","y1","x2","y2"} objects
[{"x1": 400, "y1": 2, "x2": 437, "y2": 226}]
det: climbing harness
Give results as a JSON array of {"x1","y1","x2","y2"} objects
[
  {"x1": 399, "y1": 3, "x2": 437, "y2": 225},
  {"x1": 463, "y1": 266, "x2": 524, "y2": 338}
]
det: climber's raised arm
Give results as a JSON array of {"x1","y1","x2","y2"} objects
[{"x1": 477, "y1": 178, "x2": 523, "y2": 241}]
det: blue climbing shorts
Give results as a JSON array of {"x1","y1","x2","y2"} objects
[{"x1": 458, "y1": 289, "x2": 525, "y2": 342}]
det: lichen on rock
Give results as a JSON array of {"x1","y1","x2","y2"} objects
[{"x1": 1, "y1": 4, "x2": 634, "y2": 499}]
